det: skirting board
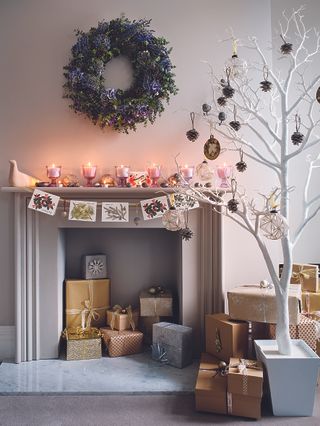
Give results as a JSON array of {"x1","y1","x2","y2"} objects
[{"x1": 0, "y1": 326, "x2": 15, "y2": 360}]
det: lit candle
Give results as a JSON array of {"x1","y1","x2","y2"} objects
[
  {"x1": 180, "y1": 164, "x2": 194, "y2": 179},
  {"x1": 116, "y1": 165, "x2": 129, "y2": 178},
  {"x1": 82, "y1": 162, "x2": 97, "y2": 178},
  {"x1": 147, "y1": 164, "x2": 160, "y2": 178},
  {"x1": 217, "y1": 163, "x2": 232, "y2": 188},
  {"x1": 47, "y1": 164, "x2": 61, "y2": 178}
]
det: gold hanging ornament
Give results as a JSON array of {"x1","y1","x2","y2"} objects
[
  {"x1": 204, "y1": 133, "x2": 221, "y2": 160},
  {"x1": 259, "y1": 191, "x2": 289, "y2": 240},
  {"x1": 224, "y1": 38, "x2": 248, "y2": 80},
  {"x1": 162, "y1": 195, "x2": 183, "y2": 231}
]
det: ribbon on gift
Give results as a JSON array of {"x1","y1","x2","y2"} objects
[
  {"x1": 110, "y1": 304, "x2": 136, "y2": 331},
  {"x1": 65, "y1": 281, "x2": 109, "y2": 329},
  {"x1": 229, "y1": 359, "x2": 263, "y2": 396},
  {"x1": 151, "y1": 342, "x2": 169, "y2": 364},
  {"x1": 291, "y1": 266, "x2": 317, "y2": 285},
  {"x1": 62, "y1": 327, "x2": 101, "y2": 340}
]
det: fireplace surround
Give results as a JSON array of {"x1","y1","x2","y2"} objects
[{"x1": 2, "y1": 187, "x2": 223, "y2": 363}]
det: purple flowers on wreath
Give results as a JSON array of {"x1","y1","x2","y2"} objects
[{"x1": 63, "y1": 16, "x2": 178, "y2": 133}]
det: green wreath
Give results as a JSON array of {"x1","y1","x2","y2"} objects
[{"x1": 63, "y1": 17, "x2": 178, "y2": 133}]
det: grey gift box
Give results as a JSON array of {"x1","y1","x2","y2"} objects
[
  {"x1": 82, "y1": 254, "x2": 107, "y2": 280},
  {"x1": 152, "y1": 322, "x2": 193, "y2": 368}
]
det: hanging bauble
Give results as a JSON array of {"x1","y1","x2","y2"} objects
[
  {"x1": 235, "y1": 148, "x2": 247, "y2": 172},
  {"x1": 202, "y1": 103, "x2": 211, "y2": 115},
  {"x1": 203, "y1": 134, "x2": 221, "y2": 160},
  {"x1": 179, "y1": 227, "x2": 194, "y2": 241},
  {"x1": 217, "y1": 96, "x2": 227, "y2": 107},
  {"x1": 291, "y1": 114, "x2": 304, "y2": 146},
  {"x1": 260, "y1": 66, "x2": 272, "y2": 92},
  {"x1": 229, "y1": 105, "x2": 241, "y2": 131},
  {"x1": 316, "y1": 86, "x2": 320, "y2": 104},
  {"x1": 222, "y1": 67, "x2": 235, "y2": 99},
  {"x1": 218, "y1": 111, "x2": 226, "y2": 125},
  {"x1": 280, "y1": 35, "x2": 293, "y2": 55},
  {"x1": 186, "y1": 112, "x2": 199, "y2": 142},
  {"x1": 260, "y1": 210, "x2": 289, "y2": 240},
  {"x1": 162, "y1": 207, "x2": 183, "y2": 231},
  {"x1": 195, "y1": 160, "x2": 214, "y2": 181},
  {"x1": 225, "y1": 39, "x2": 248, "y2": 79},
  {"x1": 227, "y1": 179, "x2": 239, "y2": 213}
]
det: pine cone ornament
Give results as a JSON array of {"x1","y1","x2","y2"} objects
[
  {"x1": 186, "y1": 128, "x2": 199, "y2": 142},
  {"x1": 291, "y1": 131, "x2": 304, "y2": 145},
  {"x1": 260, "y1": 80, "x2": 272, "y2": 92},
  {"x1": 222, "y1": 85, "x2": 235, "y2": 99},
  {"x1": 202, "y1": 103, "x2": 211, "y2": 114},
  {"x1": 179, "y1": 227, "x2": 194, "y2": 241},
  {"x1": 236, "y1": 160, "x2": 247, "y2": 172},
  {"x1": 217, "y1": 96, "x2": 227, "y2": 107},
  {"x1": 280, "y1": 41, "x2": 293, "y2": 55},
  {"x1": 227, "y1": 198, "x2": 239, "y2": 213},
  {"x1": 218, "y1": 111, "x2": 226, "y2": 125},
  {"x1": 229, "y1": 120, "x2": 241, "y2": 131}
]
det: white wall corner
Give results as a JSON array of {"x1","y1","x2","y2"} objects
[{"x1": 0, "y1": 326, "x2": 15, "y2": 360}]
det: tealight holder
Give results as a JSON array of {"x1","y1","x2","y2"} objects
[
  {"x1": 180, "y1": 165, "x2": 194, "y2": 184},
  {"x1": 82, "y1": 163, "x2": 97, "y2": 187},
  {"x1": 147, "y1": 164, "x2": 161, "y2": 187},
  {"x1": 217, "y1": 164, "x2": 232, "y2": 188},
  {"x1": 115, "y1": 165, "x2": 130, "y2": 187},
  {"x1": 46, "y1": 165, "x2": 61, "y2": 187}
]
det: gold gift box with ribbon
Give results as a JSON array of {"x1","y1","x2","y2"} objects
[
  {"x1": 106, "y1": 305, "x2": 139, "y2": 331},
  {"x1": 227, "y1": 358, "x2": 264, "y2": 420},
  {"x1": 65, "y1": 279, "x2": 111, "y2": 329},
  {"x1": 59, "y1": 327, "x2": 102, "y2": 361},
  {"x1": 290, "y1": 264, "x2": 319, "y2": 293}
]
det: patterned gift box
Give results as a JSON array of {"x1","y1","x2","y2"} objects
[
  {"x1": 106, "y1": 305, "x2": 139, "y2": 331},
  {"x1": 227, "y1": 358, "x2": 264, "y2": 420},
  {"x1": 139, "y1": 290, "x2": 173, "y2": 317},
  {"x1": 100, "y1": 327, "x2": 143, "y2": 357},
  {"x1": 205, "y1": 313, "x2": 249, "y2": 362},
  {"x1": 227, "y1": 284, "x2": 301, "y2": 325},
  {"x1": 268, "y1": 314, "x2": 318, "y2": 352},
  {"x1": 195, "y1": 353, "x2": 228, "y2": 414},
  {"x1": 59, "y1": 327, "x2": 102, "y2": 361},
  {"x1": 65, "y1": 279, "x2": 110, "y2": 328}
]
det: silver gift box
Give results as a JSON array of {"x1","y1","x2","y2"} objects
[{"x1": 82, "y1": 254, "x2": 107, "y2": 280}]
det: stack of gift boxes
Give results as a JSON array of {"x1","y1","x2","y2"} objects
[{"x1": 59, "y1": 254, "x2": 181, "y2": 361}]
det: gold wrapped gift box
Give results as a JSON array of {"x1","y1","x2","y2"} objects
[
  {"x1": 290, "y1": 264, "x2": 319, "y2": 293},
  {"x1": 227, "y1": 284, "x2": 301, "y2": 325},
  {"x1": 65, "y1": 279, "x2": 111, "y2": 328},
  {"x1": 302, "y1": 291, "x2": 320, "y2": 313},
  {"x1": 100, "y1": 327, "x2": 143, "y2": 357},
  {"x1": 59, "y1": 327, "x2": 102, "y2": 361},
  {"x1": 205, "y1": 313, "x2": 249, "y2": 362},
  {"x1": 139, "y1": 290, "x2": 173, "y2": 317},
  {"x1": 106, "y1": 306, "x2": 139, "y2": 331}
]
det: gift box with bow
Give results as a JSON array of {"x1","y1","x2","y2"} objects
[
  {"x1": 59, "y1": 327, "x2": 102, "y2": 361},
  {"x1": 100, "y1": 327, "x2": 143, "y2": 357},
  {"x1": 106, "y1": 305, "x2": 139, "y2": 331}
]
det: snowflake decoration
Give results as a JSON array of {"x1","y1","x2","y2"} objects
[{"x1": 88, "y1": 259, "x2": 104, "y2": 275}]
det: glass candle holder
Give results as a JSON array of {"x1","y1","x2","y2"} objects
[
  {"x1": 82, "y1": 162, "x2": 97, "y2": 187},
  {"x1": 147, "y1": 164, "x2": 161, "y2": 187},
  {"x1": 180, "y1": 164, "x2": 194, "y2": 184},
  {"x1": 46, "y1": 164, "x2": 61, "y2": 187},
  {"x1": 217, "y1": 164, "x2": 232, "y2": 188},
  {"x1": 115, "y1": 165, "x2": 130, "y2": 187}
]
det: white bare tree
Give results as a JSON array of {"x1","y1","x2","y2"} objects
[{"x1": 180, "y1": 6, "x2": 320, "y2": 355}]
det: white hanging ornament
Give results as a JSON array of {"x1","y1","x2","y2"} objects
[
  {"x1": 260, "y1": 210, "x2": 289, "y2": 240},
  {"x1": 162, "y1": 207, "x2": 183, "y2": 231},
  {"x1": 225, "y1": 39, "x2": 247, "y2": 80},
  {"x1": 195, "y1": 160, "x2": 214, "y2": 182}
]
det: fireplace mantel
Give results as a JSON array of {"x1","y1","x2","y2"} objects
[{"x1": 2, "y1": 186, "x2": 223, "y2": 363}]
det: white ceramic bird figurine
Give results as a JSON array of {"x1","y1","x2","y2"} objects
[{"x1": 8, "y1": 160, "x2": 40, "y2": 187}]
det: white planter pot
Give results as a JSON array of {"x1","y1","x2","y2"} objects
[{"x1": 254, "y1": 339, "x2": 320, "y2": 416}]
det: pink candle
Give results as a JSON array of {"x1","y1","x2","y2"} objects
[
  {"x1": 180, "y1": 164, "x2": 194, "y2": 179},
  {"x1": 217, "y1": 163, "x2": 232, "y2": 188},
  {"x1": 82, "y1": 162, "x2": 97, "y2": 178},
  {"x1": 116, "y1": 165, "x2": 129, "y2": 178},
  {"x1": 47, "y1": 164, "x2": 61, "y2": 178},
  {"x1": 147, "y1": 164, "x2": 160, "y2": 178}
]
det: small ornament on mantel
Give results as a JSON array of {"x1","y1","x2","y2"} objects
[
  {"x1": 235, "y1": 148, "x2": 247, "y2": 172},
  {"x1": 221, "y1": 67, "x2": 235, "y2": 99},
  {"x1": 186, "y1": 112, "x2": 199, "y2": 142},
  {"x1": 291, "y1": 114, "x2": 304, "y2": 145},
  {"x1": 280, "y1": 34, "x2": 293, "y2": 55},
  {"x1": 260, "y1": 66, "x2": 272, "y2": 93},
  {"x1": 203, "y1": 133, "x2": 221, "y2": 160},
  {"x1": 229, "y1": 105, "x2": 241, "y2": 131}
]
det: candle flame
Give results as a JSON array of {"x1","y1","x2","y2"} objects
[{"x1": 87, "y1": 162, "x2": 91, "y2": 167}]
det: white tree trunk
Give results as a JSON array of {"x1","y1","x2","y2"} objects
[{"x1": 275, "y1": 285, "x2": 291, "y2": 355}]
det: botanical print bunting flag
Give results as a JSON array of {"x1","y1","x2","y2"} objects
[
  {"x1": 69, "y1": 200, "x2": 97, "y2": 222},
  {"x1": 173, "y1": 193, "x2": 199, "y2": 210},
  {"x1": 140, "y1": 196, "x2": 169, "y2": 220},
  {"x1": 28, "y1": 189, "x2": 60, "y2": 216},
  {"x1": 102, "y1": 202, "x2": 129, "y2": 222}
]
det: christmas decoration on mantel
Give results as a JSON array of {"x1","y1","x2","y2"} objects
[
  {"x1": 177, "y1": 6, "x2": 320, "y2": 356},
  {"x1": 63, "y1": 16, "x2": 178, "y2": 133}
]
